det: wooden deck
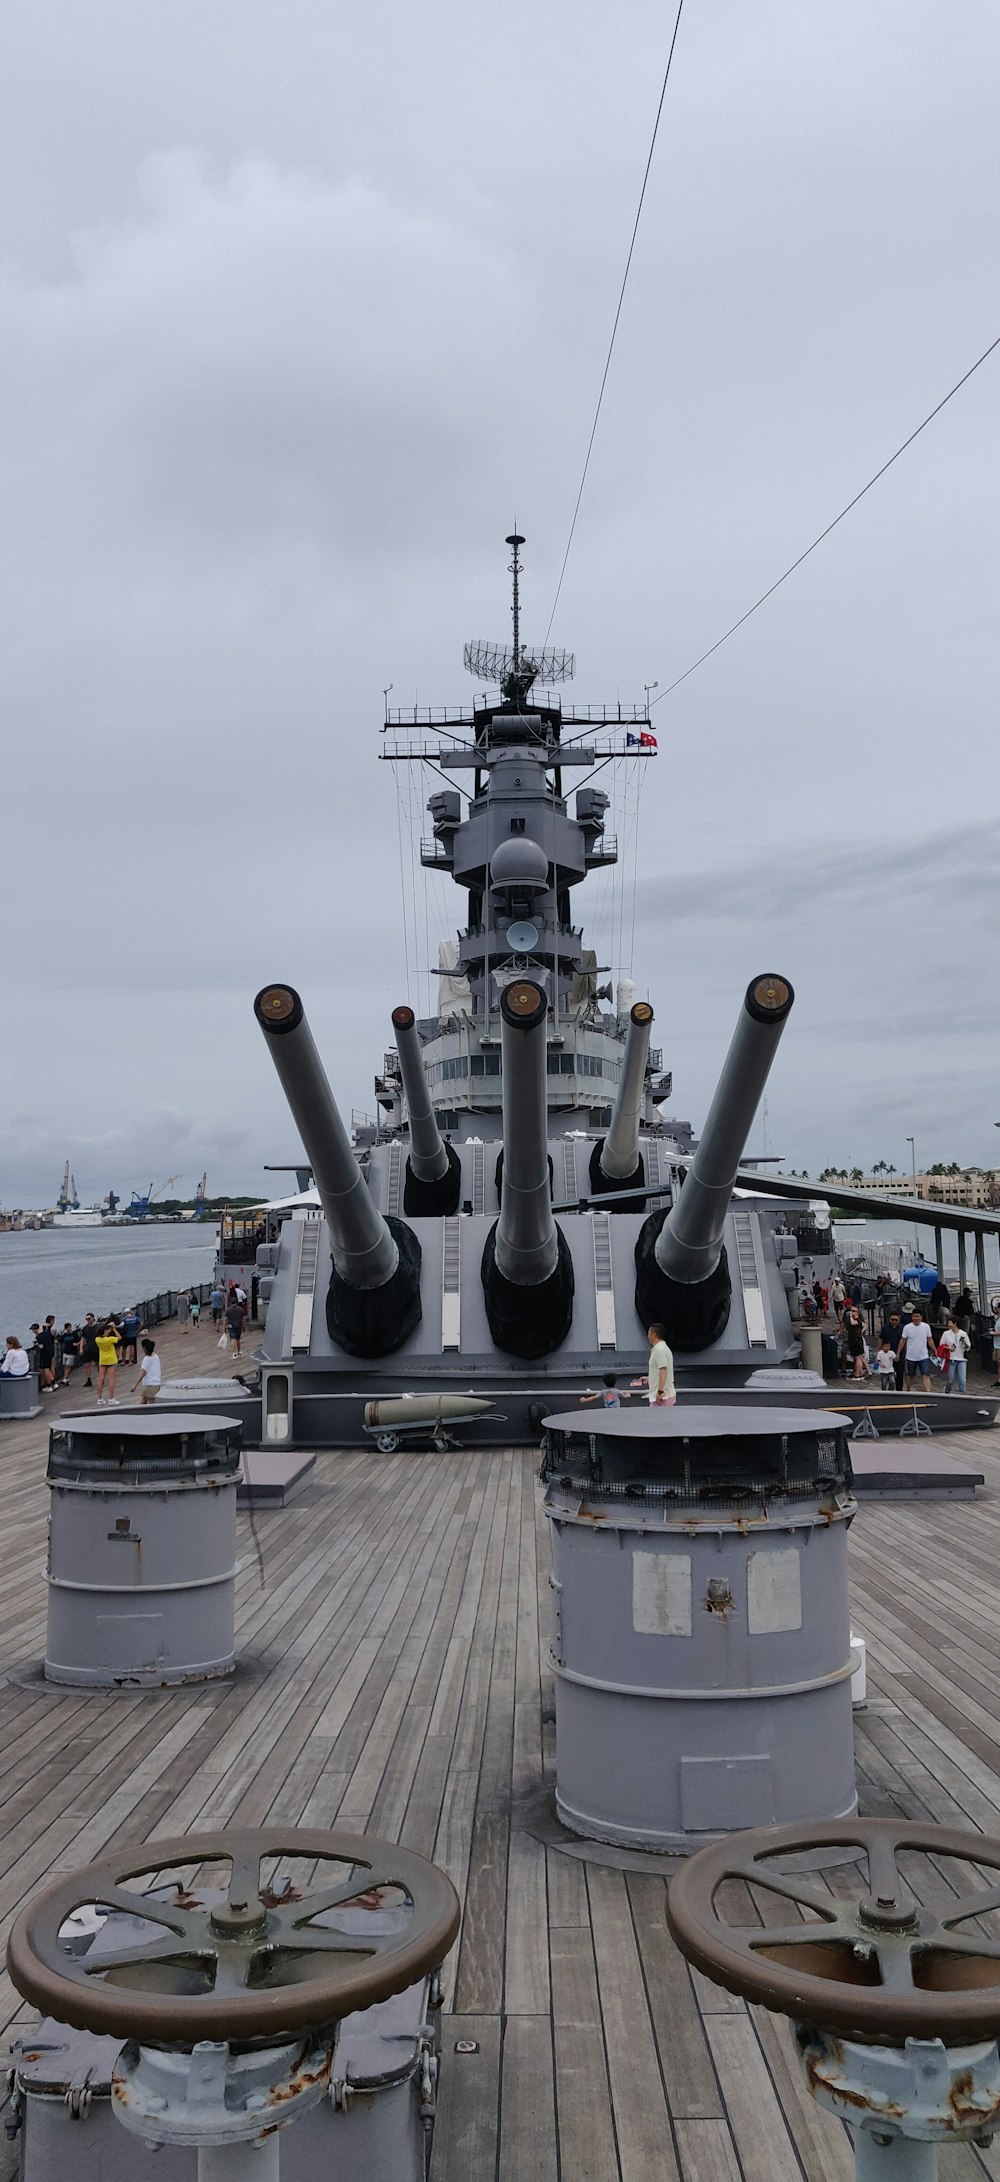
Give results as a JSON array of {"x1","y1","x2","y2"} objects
[{"x1": 1, "y1": 1344, "x2": 999, "y2": 2178}]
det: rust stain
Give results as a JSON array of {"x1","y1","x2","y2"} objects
[
  {"x1": 267, "y1": 2054, "x2": 328, "y2": 2105},
  {"x1": 803, "y1": 2047, "x2": 904, "y2": 2119},
  {"x1": 261, "y1": 1881, "x2": 302, "y2": 1906},
  {"x1": 946, "y1": 2068, "x2": 1000, "y2": 2130}
]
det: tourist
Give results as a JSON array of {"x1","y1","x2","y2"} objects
[
  {"x1": 189, "y1": 1292, "x2": 201, "y2": 1329},
  {"x1": 954, "y1": 1288, "x2": 977, "y2": 1329},
  {"x1": 0, "y1": 1337, "x2": 29, "y2": 1377},
  {"x1": 830, "y1": 1276, "x2": 846, "y2": 1319},
  {"x1": 874, "y1": 1338, "x2": 896, "y2": 1391},
  {"x1": 177, "y1": 1289, "x2": 191, "y2": 1335},
  {"x1": 234, "y1": 1281, "x2": 248, "y2": 1318},
  {"x1": 992, "y1": 1300, "x2": 1000, "y2": 1387},
  {"x1": 29, "y1": 1317, "x2": 53, "y2": 1387},
  {"x1": 898, "y1": 1310, "x2": 936, "y2": 1394},
  {"x1": 131, "y1": 1337, "x2": 162, "y2": 1406},
  {"x1": 78, "y1": 1312, "x2": 99, "y2": 1385},
  {"x1": 843, "y1": 1307, "x2": 869, "y2": 1379},
  {"x1": 32, "y1": 1319, "x2": 55, "y2": 1391},
  {"x1": 95, "y1": 1320, "x2": 121, "y2": 1406},
  {"x1": 210, "y1": 1284, "x2": 224, "y2": 1326},
  {"x1": 940, "y1": 1316, "x2": 971, "y2": 1394},
  {"x1": 929, "y1": 1279, "x2": 951, "y2": 1326},
  {"x1": 224, "y1": 1293, "x2": 246, "y2": 1358},
  {"x1": 58, "y1": 1322, "x2": 79, "y2": 1388},
  {"x1": 120, "y1": 1306, "x2": 140, "y2": 1364},
  {"x1": 631, "y1": 1323, "x2": 675, "y2": 1407},
  {"x1": 879, "y1": 1308, "x2": 906, "y2": 1391},
  {"x1": 581, "y1": 1373, "x2": 621, "y2": 1408}
]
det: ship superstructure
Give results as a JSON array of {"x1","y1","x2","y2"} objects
[
  {"x1": 244, "y1": 538, "x2": 813, "y2": 1444},
  {"x1": 371, "y1": 534, "x2": 670, "y2": 1147}
]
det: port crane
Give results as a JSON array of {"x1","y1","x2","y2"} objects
[{"x1": 128, "y1": 1175, "x2": 181, "y2": 1220}]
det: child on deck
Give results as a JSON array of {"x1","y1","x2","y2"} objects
[
  {"x1": 581, "y1": 1373, "x2": 621, "y2": 1408},
  {"x1": 874, "y1": 1338, "x2": 896, "y2": 1391}
]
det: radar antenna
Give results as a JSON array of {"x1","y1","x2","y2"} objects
[{"x1": 464, "y1": 534, "x2": 575, "y2": 702}]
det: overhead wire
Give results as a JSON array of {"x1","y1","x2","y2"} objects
[
  {"x1": 651, "y1": 326, "x2": 1000, "y2": 705},
  {"x1": 543, "y1": 0, "x2": 686, "y2": 644}
]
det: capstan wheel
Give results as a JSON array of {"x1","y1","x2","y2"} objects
[
  {"x1": 7, "y1": 1828, "x2": 460, "y2": 2048},
  {"x1": 666, "y1": 1818, "x2": 1000, "y2": 2044}
]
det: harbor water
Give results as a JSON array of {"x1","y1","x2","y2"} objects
[{"x1": 0, "y1": 1224, "x2": 219, "y2": 1338}]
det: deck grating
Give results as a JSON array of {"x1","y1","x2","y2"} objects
[{"x1": 0, "y1": 1335, "x2": 997, "y2": 2177}]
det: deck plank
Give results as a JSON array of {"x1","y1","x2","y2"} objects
[{"x1": 0, "y1": 1414, "x2": 995, "y2": 2176}]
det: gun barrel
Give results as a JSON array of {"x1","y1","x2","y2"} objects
[
  {"x1": 600, "y1": 1002, "x2": 654, "y2": 1181},
  {"x1": 391, "y1": 1007, "x2": 450, "y2": 1183},
  {"x1": 655, "y1": 974, "x2": 794, "y2": 1285},
  {"x1": 495, "y1": 980, "x2": 559, "y2": 1285},
  {"x1": 255, "y1": 985, "x2": 398, "y2": 1289}
]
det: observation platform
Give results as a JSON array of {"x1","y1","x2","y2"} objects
[{"x1": 0, "y1": 1333, "x2": 996, "y2": 2176}]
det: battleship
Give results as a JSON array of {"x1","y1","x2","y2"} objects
[
  {"x1": 241, "y1": 537, "x2": 997, "y2": 1447},
  {"x1": 3, "y1": 549, "x2": 1000, "y2": 2180}
]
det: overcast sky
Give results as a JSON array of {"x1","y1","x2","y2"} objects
[{"x1": 1, "y1": 0, "x2": 997, "y2": 1205}]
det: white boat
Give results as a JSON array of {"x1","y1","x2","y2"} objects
[{"x1": 50, "y1": 1207, "x2": 103, "y2": 1229}]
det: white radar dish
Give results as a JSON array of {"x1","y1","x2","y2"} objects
[{"x1": 506, "y1": 920, "x2": 540, "y2": 952}]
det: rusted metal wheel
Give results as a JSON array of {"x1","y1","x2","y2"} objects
[
  {"x1": 7, "y1": 1828, "x2": 460, "y2": 2047},
  {"x1": 666, "y1": 1817, "x2": 1000, "y2": 2043}
]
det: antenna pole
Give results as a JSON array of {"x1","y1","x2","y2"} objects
[{"x1": 506, "y1": 532, "x2": 525, "y2": 672}]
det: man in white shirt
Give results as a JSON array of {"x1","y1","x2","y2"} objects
[
  {"x1": 131, "y1": 1339, "x2": 162, "y2": 1405},
  {"x1": 897, "y1": 1310, "x2": 935, "y2": 1393},
  {"x1": 631, "y1": 1322, "x2": 676, "y2": 1407},
  {"x1": 940, "y1": 1316, "x2": 971, "y2": 1394},
  {"x1": 0, "y1": 1336, "x2": 29, "y2": 1377}
]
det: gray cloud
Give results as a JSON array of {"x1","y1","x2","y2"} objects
[{"x1": 0, "y1": 0, "x2": 998, "y2": 1204}]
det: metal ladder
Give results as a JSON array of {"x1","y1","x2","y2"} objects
[
  {"x1": 441, "y1": 1217, "x2": 461, "y2": 1351},
  {"x1": 290, "y1": 1219, "x2": 322, "y2": 1353},
  {"x1": 592, "y1": 1211, "x2": 617, "y2": 1350},
  {"x1": 385, "y1": 1141, "x2": 403, "y2": 1220},
  {"x1": 731, "y1": 1207, "x2": 767, "y2": 1345}
]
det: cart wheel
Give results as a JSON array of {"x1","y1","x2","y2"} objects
[
  {"x1": 667, "y1": 1817, "x2": 1000, "y2": 2044},
  {"x1": 7, "y1": 1827, "x2": 460, "y2": 2047},
  {"x1": 376, "y1": 1431, "x2": 399, "y2": 1452}
]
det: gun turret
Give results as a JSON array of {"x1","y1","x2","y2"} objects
[
  {"x1": 634, "y1": 974, "x2": 794, "y2": 1349},
  {"x1": 590, "y1": 1001, "x2": 653, "y2": 1203},
  {"x1": 391, "y1": 1006, "x2": 462, "y2": 1215},
  {"x1": 255, "y1": 985, "x2": 422, "y2": 1357},
  {"x1": 481, "y1": 979, "x2": 574, "y2": 1357}
]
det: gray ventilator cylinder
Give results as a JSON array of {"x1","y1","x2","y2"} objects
[
  {"x1": 45, "y1": 1417, "x2": 241, "y2": 1688},
  {"x1": 255, "y1": 985, "x2": 398, "y2": 1290},
  {"x1": 600, "y1": 1001, "x2": 654, "y2": 1181},
  {"x1": 391, "y1": 1006, "x2": 450, "y2": 1182},
  {"x1": 655, "y1": 974, "x2": 794, "y2": 1285},
  {"x1": 495, "y1": 980, "x2": 559, "y2": 1285},
  {"x1": 545, "y1": 1407, "x2": 857, "y2": 1852}
]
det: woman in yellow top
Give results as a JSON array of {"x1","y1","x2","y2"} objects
[{"x1": 95, "y1": 1321, "x2": 121, "y2": 1406}]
